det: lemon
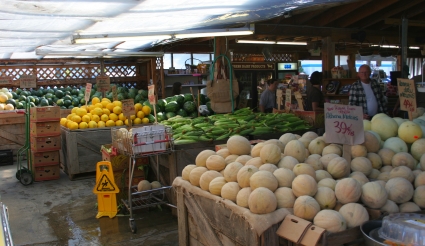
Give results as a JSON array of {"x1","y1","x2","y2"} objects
[
  {"x1": 60, "y1": 118, "x2": 68, "y2": 126},
  {"x1": 113, "y1": 106, "x2": 122, "y2": 115},
  {"x1": 80, "y1": 105, "x2": 88, "y2": 111},
  {"x1": 71, "y1": 107, "x2": 78, "y2": 114},
  {"x1": 102, "y1": 98, "x2": 111, "y2": 103},
  {"x1": 106, "y1": 120, "x2": 116, "y2": 127},
  {"x1": 79, "y1": 122, "x2": 88, "y2": 129},
  {"x1": 76, "y1": 108, "x2": 87, "y2": 117},
  {"x1": 134, "y1": 118, "x2": 142, "y2": 125},
  {"x1": 112, "y1": 101, "x2": 122, "y2": 107},
  {"x1": 67, "y1": 113, "x2": 75, "y2": 120},
  {"x1": 102, "y1": 108, "x2": 110, "y2": 115},
  {"x1": 100, "y1": 114, "x2": 109, "y2": 122},
  {"x1": 115, "y1": 120, "x2": 124, "y2": 126},
  {"x1": 136, "y1": 111, "x2": 145, "y2": 119},
  {"x1": 130, "y1": 115, "x2": 136, "y2": 120},
  {"x1": 72, "y1": 115, "x2": 82, "y2": 123},
  {"x1": 135, "y1": 103, "x2": 143, "y2": 112},
  {"x1": 109, "y1": 113, "x2": 118, "y2": 121},
  {"x1": 81, "y1": 115, "x2": 91, "y2": 123},
  {"x1": 142, "y1": 105, "x2": 151, "y2": 116},
  {"x1": 101, "y1": 100, "x2": 109, "y2": 108},
  {"x1": 106, "y1": 102, "x2": 115, "y2": 112},
  {"x1": 97, "y1": 121, "x2": 106, "y2": 128},
  {"x1": 91, "y1": 108, "x2": 103, "y2": 116},
  {"x1": 124, "y1": 119, "x2": 133, "y2": 126},
  {"x1": 69, "y1": 122, "x2": 79, "y2": 130},
  {"x1": 88, "y1": 121, "x2": 98, "y2": 128},
  {"x1": 118, "y1": 113, "x2": 127, "y2": 121},
  {"x1": 95, "y1": 103, "x2": 103, "y2": 108},
  {"x1": 88, "y1": 104, "x2": 96, "y2": 112},
  {"x1": 86, "y1": 113, "x2": 92, "y2": 118},
  {"x1": 92, "y1": 97, "x2": 100, "y2": 105},
  {"x1": 66, "y1": 120, "x2": 74, "y2": 128},
  {"x1": 141, "y1": 117, "x2": 150, "y2": 124},
  {"x1": 91, "y1": 114, "x2": 100, "y2": 123}
]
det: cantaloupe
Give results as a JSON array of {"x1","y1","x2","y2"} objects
[
  {"x1": 251, "y1": 142, "x2": 265, "y2": 157},
  {"x1": 236, "y1": 187, "x2": 252, "y2": 208},
  {"x1": 308, "y1": 138, "x2": 326, "y2": 155},
  {"x1": 302, "y1": 131, "x2": 319, "y2": 141},
  {"x1": 279, "y1": 133, "x2": 297, "y2": 146},
  {"x1": 327, "y1": 157, "x2": 349, "y2": 179},
  {"x1": 277, "y1": 156, "x2": 299, "y2": 170},
  {"x1": 237, "y1": 165, "x2": 259, "y2": 188},
  {"x1": 367, "y1": 152, "x2": 383, "y2": 169},
  {"x1": 378, "y1": 148, "x2": 396, "y2": 166},
  {"x1": 294, "y1": 196, "x2": 320, "y2": 221},
  {"x1": 380, "y1": 166, "x2": 393, "y2": 173},
  {"x1": 350, "y1": 157, "x2": 373, "y2": 176},
  {"x1": 368, "y1": 169, "x2": 381, "y2": 179},
  {"x1": 414, "y1": 172, "x2": 425, "y2": 188},
  {"x1": 385, "y1": 177, "x2": 414, "y2": 204},
  {"x1": 235, "y1": 155, "x2": 252, "y2": 165},
  {"x1": 338, "y1": 203, "x2": 369, "y2": 228},
  {"x1": 322, "y1": 145, "x2": 342, "y2": 156},
  {"x1": 399, "y1": 202, "x2": 421, "y2": 212},
  {"x1": 200, "y1": 170, "x2": 223, "y2": 191},
  {"x1": 315, "y1": 170, "x2": 332, "y2": 182},
  {"x1": 304, "y1": 155, "x2": 323, "y2": 171},
  {"x1": 380, "y1": 200, "x2": 399, "y2": 214},
  {"x1": 351, "y1": 145, "x2": 368, "y2": 158},
  {"x1": 225, "y1": 154, "x2": 239, "y2": 164},
  {"x1": 314, "y1": 187, "x2": 336, "y2": 209},
  {"x1": 248, "y1": 187, "x2": 277, "y2": 214},
  {"x1": 189, "y1": 166, "x2": 208, "y2": 187},
  {"x1": 410, "y1": 139, "x2": 425, "y2": 161},
  {"x1": 137, "y1": 180, "x2": 152, "y2": 191},
  {"x1": 349, "y1": 171, "x2": 369, "y2": 186},
  {"x1": 389, "y1": 166, "x2": 414, "y2": 182},
  {"x1": 260, "y1": 144, "x2": 281, "y2": 164},
  {"x1": 196, "y1": 150, "x2": 216, "y2": 167},
  {"x1": 293, "y1": 163, "x2": 316, "y2": 179},
  {"x1": 421, "y1": 154, "x2": 425, "y2": 171},
  {"x1": 320, "y1": 154, "x2": 340, "y2": 169},
  {"x1": 263, "y1": 139, "x2": 285, "y2": 153},
  {"x1": 363, "y1": 120, "x2": 371, "y2": 131},
  {"x1": 259, "y1": 163, "x2": 278, "y2": 173},
  {"x1": 377, "y1": 171, "x2": 390, "y2": 182},
  {"x1": 292, "y1": 174, "x2": 318, "y2": 197},
  {"x1": 206, "y1": 155, "x2": 226, "y2": 171},
  {"x1": 250, "y1": 170, "x2": 278, "y2": 191},
  {"x1": 313, "y1": 210, "x2": 347, "y2": 233},
  {"x1": 383, "y1": 137, "x2": 408, "y2": 153},
  {"x1": 318, "y1": 178, "x2": 337, "y2": 191},
  {"x1": 298, "y1": 137, "x2": 311, "y2": 149},
  {"x1": 361, "y1": 182, "x2": 388, "y2": 209},
  {"x1": 209, "y1": 177, "x2": 227, "y2": 196},
  {"x1": 275, "y1": 187, "x2": 296, "y2": 208},
  {"x1": 273, "y1": 168, "x2": 295, "y2": 188},
  {"x1": 151, "y1": 181, "x2": 162, "y2": 189},
  {"x1": 363, "y1": 131, "x2": 381, "y2": 153},
  {"x1": 221, "y1": 182, "x2": 241, "y2": 202},
  {"x1": 392, "y1": 152, "x2": 417, "y2": 170},
  {"x1": 216, "y1": 148, "x2": 230, "y2": 159},
  {"x1": 335, "y1": 178, "x2": 362, "y2": 204},
  {"x1": 245, "y1": 157, "x2": 263, "y2": 168},
  {"x1": 227, "y1": 136, "x2": 251, "y2": 155},
  {"x1": 284, "y1": 140, "x2": 306, "y2": 162},
  {"x1": 223, "y1": 162, "x2": 244, "y2": 182},
  {"x1": 182, "y1": 164, "x2": 197, "y2": 181}
]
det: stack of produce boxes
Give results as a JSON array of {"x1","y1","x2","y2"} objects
[{"x1": 29, "y1": 106, "x2": 61, "y2": 181}]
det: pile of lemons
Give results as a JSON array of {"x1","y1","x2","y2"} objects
[{"x1": 60, "y1": 97, "x2": 152, "y2": 130}]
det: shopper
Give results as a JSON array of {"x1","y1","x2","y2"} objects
[
  {"x1": 259, "y1": 79, "x2": 278, "y2": 113},
  {"x1": 305, "y1": 71, "x2": 324, "y2": 111},
  {"x1": 348, "y1": 64, "x2": 387, "y2": 119},
  {"x1": 172, "y1": 82, "x2": 182, "y2": 96}
]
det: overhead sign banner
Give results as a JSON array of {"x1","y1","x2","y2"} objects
[
  {"x1": 324, "y1": 103, "x2": 364, "y2": 145},
  {"x1": 19, "y1": 75, "x2": 36, "y2": 88},
  {"x1": 397, "y1": 78, "x2": 416, "y2": 113},
  {"x1": 96, "y1": 75, "x2": 110, "y2": 92},
  {"x1": 232, "y1": 62, "x2": 275, "y2": 70}
]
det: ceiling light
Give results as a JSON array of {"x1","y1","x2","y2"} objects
[
  {"x1": 276, "y1": 41, "x2": 307, "y2": 45},
  {"x1": 35, "y1": 50, "x2": 164, "y2": 57},
  {"x1": 409, "y1": 46, "x2": 420, "y2": 49},
  {"x1": 73, "y1": 35, "x2": 173, "y2": 44},
  {"x1": 236, "y1": 40, "x2": 276, "y2": 44}
]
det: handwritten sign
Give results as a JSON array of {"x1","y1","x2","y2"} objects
[
  {"x1": 19, "y1": 75, "x2": 36, "y2": 88},
  {"x1": 111, "y1": 85, "x2": 118, "y2": 101},
  {"x1": 324, "y1": 103, "x2": 364, "y2": 145},
  {"x1": 148, "y1": 84, "x2": 156, "y2": 105},
  {"x1": 122, "y1": 99, "x2": 135, "y2": 117},
  {"x1": 96, "y1": 75, "x2": 110, "y2": 92},
  {"x1": 84, "y1": 83, "x2": 92, "y2": 104},
  {"x1": 397, "y1": 79, "x2": 416, "y2": 113},
  {"x1": 285, "y1": 89, "x2": 292, "y2": 112},
  {"x1": 0, "y1": 76, "x2": 13, "y2": 85}
]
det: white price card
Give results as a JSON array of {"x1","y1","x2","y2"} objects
[
  {"x1": 19, "y1": 75, "x2": 36, "y2": 88},
  {"x1": 397, "y1": 79, "x2": 416, "y2": 113},
  {"x1": 324, "y1": 103, "x2": 364, "y2": 145},
  {"x1": 96, "y1": 75, "x2": 110, "y2": 92},
  {"x1": 84, "y1": 83, "x2": 92, "y2": 103}
]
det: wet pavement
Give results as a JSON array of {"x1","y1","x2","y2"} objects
[{"x1": 0, "y1": 164, "x2": 178, "y2": 246}]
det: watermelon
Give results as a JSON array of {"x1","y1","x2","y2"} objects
[
  {"x1": 63, "y1": 95, "x2": 72, "y2": 101},
  {"x1": 18, "y1": 95, "x2": 27, "y2": 102},
  {"x1": 45, "y1": 88, "x2": 54, "y2": 95},
  {"x1": 68, "y1": 105, "x2": 74, "y2": 109},
  {"x1": 183, "y1": 93, "x2": 194, "y2": 102},
  {"x1": 165, "y1": 96, "x2": 175, "y2": 103},
  {"x1": 165, "y1": 112, "x2": 176, "y2": 119},
  {"x1": 63, "y1": 99, "x2": 72, "y2": 107},
  {"x1": 34, "y1": 97, "x2": 40, "y2": 105},
  {"x1": 55, "y1": 90, "x2": 64, "y2": 99},
  {"x1": 134, "y1": 94, "x2": 143, "y2": 104},
  {"x1": 36, "y1": 89, "x2": 44, "y2": 97},
  {"x1": 165, "y1": 101, "x2": 179, "y2": 112},
  {"x1": 39, "y1": 98, "x2": 49, "y2": 106},
  {"x1": 6, "y1": 99, "x2": 16, "y2": 108},
  {"x1": 175, "y1": 94, "x2": 185, "y2": 106},
  {"x1": 56, "y1": 99, "x2": 64, "y2": 107},
  {"x1": 157, "y1": 99, "x2": 167, "y2": 111},
  {"x1": 60, "y1": 106, "x2": 67, "y2": 109},
  {"x1": 16, "y1": 102, "x2": 24, "y2": 109},
  {"x1": 147, "y1": 114, "x2": 156, "y2": 123},
  {"x1": 27, "y1": 96, "x2": 35, "y2": 103},
  {"x1": 176, "y1": 109, "x2": 188, "y2": 117},
  {"x1": 71, "y1": 98, "x2": 80, "y2": 107},
  {"x1": 80, "y1": 98, "x2": 86, "y2": 105},
  {"x1": 117, "y1": 93, "x2": 125, "y2": 101},
  {"x1": 11, "y1": 92, "x2": 18, "y2": 100},
  {"x1": 15, "y1": 88, "x2": 22, "y2": 95},
  {"x1": 139, "y1": 90, "x2": 148, "y2": 98},
  {"x1": 47, "y1": 98, "x2": 54, "y2": 106},
  {"x1": 71, "y1": 88, "x2": 79, "y2": 96},
  {"x1": 183, "y1": 101, "x2": 196, "y2": 113},
  {"x1": 156, "y1": 112, "x2": 166, "y2": 122},
  {"x1": 29, "y1": 102, "x2": 36, "y2": 108},
  {"x1": 189, "y1": 111, "x2": 198, "y2": 118}
]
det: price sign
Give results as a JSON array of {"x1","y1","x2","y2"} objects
[
  {"x1": 0, "y1": 76, "x2": 13, "y2": 85},
  {"x1": 397, "y1": 79, "x2": 416, "y2": 113},
  {"x1": 19, "y1": 75, "x2": 36, "y2": 88},
  {"x1": 122, "y1": 99, "x2": 135, "y2": 117},
  {"x1": 148, "y1": 84, "x2": 156, "y2": 105},
  {"x1": 84, "y1": 83, "x2": 92, "y2": 103},
  {"x1": 111, "y1": 85, "x2": 118, "y2": 101},
  {"x1": 285, "y1": 89, "x2": 292, "y2": 112},
  {"x1": 96, "y1": 75, "x2": 110, "y2": 92},
  {"x1": 324, "y1": 103, "x2": 364, "y2": 145}
]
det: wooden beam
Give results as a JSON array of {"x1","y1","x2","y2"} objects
[
  {"x1": 294, "y1": 9, "x2": 328, "y2": 25},
  {"x1": 385, "y1": 18, "x2": 425, "y2": 27},
  {"x1": 337, "y1": 0, "x2": 399, "y2": 27},
  {"x1": 321, "y1": 37, "x2": 335, "y2": 79}
]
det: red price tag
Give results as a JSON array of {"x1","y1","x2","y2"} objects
[
  {"x1": 85, "y1": 83, "x2": 92, "y2": 103},
  {"x1": 122, "y1": 99, "x2": 135, "y2": 117},
  {"x1": 148, "y1": 84, "x2": 156, "y2": 105}
]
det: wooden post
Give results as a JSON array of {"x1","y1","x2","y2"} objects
[
  {"x1": 321, "y1": 37, "x2": 335, "y2": 79},
  {"x1": 347, "y1": 53, "x2": 357, "y2": 78},
  {"x1": 177, "y1": 187, "x2": 189, "y2": 246}
]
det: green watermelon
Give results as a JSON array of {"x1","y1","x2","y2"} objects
[
  {"x1": 47, "y1": 98, "x2": 54, "y2": 106},
  {"x1": 183, "y1": 101, "x2": 196, "y2": 113},
  {"x1": 165, "y1": 112, "x2": 176, "y2": 119},
  {"x1": 134, "y1": 94, "x2": 143, "y2": 103},
  {"x1": 175, "y1": 94, "x2": 185, "y2": 106},
  {"x1": 176, "y1": 109, "x2": 188, "y2": 117},
  {"x1": 63, "y1": 99, "x2": 72, "y2": 107},
  {"x1": 6, "y1": 99, "x2": 16, "y2": 108},
  {"x1": 165, "y1": 101, "x2": 179, "y2": 112},
  {"x1": 56, "y1": 99, "x2": 64, "y2": 107},
  {"x1": 15, "y1": 88, "x2": 22, "y2": 95},
  {"x1": 157, "y1": 99, "x2": 167, "y2": 111},
  {"x1": 18, "y1": 95, "x2": 27, "y2": 102},
  {"x1": 71, "y1": 88, "x2": 79, "y2": 96},
  {"x1": 36, "y1": 89, "x2": 44, "y2": 97},
  {"x1": 16, "y1": 102, "x2": 24, "y2": 109},
  {"x1": 55, "y1": 90, "x2": 64, "y2": 99},
  {"x1": 27, "y1": 96, "x2": 35, "y2": 103},
  {"x1": 71, "y1": 98, "x2": 80, "y2": 107},
  {"x1": 63, "y1": 95, "x2": 72, "y2": 101},
  {"x1": 11, "y1": 92, "x2": 18, "y2": 100},
  {"x1": 156, "y1": 112, "x2": 166, "y2": 122},
  {"x1": 165, "y1": 96, "x2": 175, "y2": 103},
  {"x1": 45, "y1": 88, "x2": 54, "y2": 95},
  {"x1": 39, "y1": 98, "x2": 49, "y2": 106},
  {"x1": 60, "y1": 106, "x2": 67, "y2": 109},
  {"x1": 147, "y1": 114, "x2": 156, "y2": 123},
  {"x1": 139, "y1": 89, "x2": 148, "y2": 98},
  {"x1": 183, "y1": 93, "x2": 194, "y2": 102}
]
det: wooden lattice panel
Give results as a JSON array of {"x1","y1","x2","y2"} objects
[
  {"x1": 233, "y1": 53, "x2": 293, "y2": 62},
  {"x1": 0, "y1": 67, "x2": 35, "y2": 79}
]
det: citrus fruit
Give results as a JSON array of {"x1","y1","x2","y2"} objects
[
  {"x1": 101, "y1": 100, "x2": 109, "y2": 108},
  {"x1": 88, "y1": 121, "x2": 98, "y2": 128},
  {"x1": 94, "y1": 103, "x2": 103, "y2": 108},
  {"x1": 76, "y1": 108, "x2": 87, "y2": 117},
  {"x1": 134, "y1": 118, "x2": 142, "y2": 125},
  {"x1": 91, "y1": 107, "x2": 103, "y2": 116},
  {"x1": 92, "y1": 97, "x2": 100, "y2": 105},
  {"x1": 130, "y1": 115, "x2": 136, "y2": 120},
  {"x1": 79, "y1": 122, "x2": 88, "y2": 129},
  {"x1": 69, "y1": 122, "x2": 79, "y2": 130},
  {"x1": 135, "y1": 103, "x2": 143, "y2": 112},
  {"x1": 66, "y1": 120, "x2": 74, "y2": 128},
  {"x1": 80, "y1": 105, "x2": 88, "y2": 111},
  {"x1": 142, "y1": 117, "x2": 150, "y2": 124},
  {"x1": 88, "y1": 104, "x2": 96, "y2": 112},
  {"x1": 91, "y1": 114, "x2": 100, "y2": 122},
  {"x1": 71, "y1": 107, "x2": 78, "y2": 114},
  {"x1": 60, "y1": 118, "x2": 68, "y2": 126},
  {"x1": 67, "y1": 113, "x2": 75, "y2": 120},
  {"x1": 86, "y1": 113, "x2": 92, "y2": 118},
  {"x1": 142, "y1": 106, "x2": 151, "y2": 116},
  {"x1": 113, "y1": 106, "x2": 122, "y2": 115},
  {"x1": 72, "y1": 115, "x2": 82, "y2": 123},
  {"x1": 106, "y1": 120, "x2": 116, "y2": 127},
  {"x1": 97, "y1": 121, "x2": 106, "y2": 128},
  {"x1": 100, "y1": 114, "x2": 109, "y2": 122},
  {"x1": 112, "y1": 101, "x2": 122, "y2": 107},
  {"x1": 81, "y1": 115, "x2": 91, "y2": 123},
  {"x1": 118, "y1": 113, "x2": 127, "y2": 121},
  {"x1": 124, "y1": 119, "x2": 132, "y2": 126},
  {"x1": 106, "y1": 103, "x2": 115, "y2": 111},
  {"x1": 102, "y1": 98, "x2": 111, "y2": 103},
  {"x1": 115, "y1": 120, "x2": 124, "y2": 126},
  {"x1": 136, "y1": 111, "x2": 145, "y2": 119},
  {"x1": 102, "y1": 108, "x2": 110, "y2": 115},
  {"x1": 109, "y1": 113, "x2": 118, "y2": 121}
]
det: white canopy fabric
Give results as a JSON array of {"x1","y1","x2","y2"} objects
[{"x1": 0, "y1": 0, "x2": 350, "y2": 59}]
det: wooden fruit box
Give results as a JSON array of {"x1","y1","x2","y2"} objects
[
  {"x1": 173, "y1": 177, "x2": 291, "y2": 246},
  {"x1": 0, "y1": 111, "x2": 26, "y2": 161}
]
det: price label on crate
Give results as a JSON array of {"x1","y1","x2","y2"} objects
[
  {"x1": 0, "y1": 76, "x2": 13, "y2": 85},
  {"x1": 112, "y1": 85, "x2": 118, "y2": 101},
  {"x1": 19, "y1": 75, "x2": 36, "y2": 88},
  {"x1": 324, "y1": 103, "x2": 364, "y2": 145},
  {"x1": 122, "y1": 99, "x2": 135, "y2": 117},
  {"x1": 96, "y1": 75, "x2": 110, "y2": 92},
  {"x1": 397, "y1": 78, "x2": 416, "y2": 113},
  {"x1": 84, "y1": 83, "x2": 92, "y2": 103},
  {"x1": 148, "y1": 84, "x2": 156, "y2": 105},
  {"x1": 285, "y1": 89, "x2": 292, "y2": 112}
]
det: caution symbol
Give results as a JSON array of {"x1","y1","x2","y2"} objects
[{"x1": 96, "y1": 174, "x2": 117, "y2": 192}]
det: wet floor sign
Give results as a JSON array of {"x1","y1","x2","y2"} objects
[{"x1": 93, "y1": 161, "x2": 120, "y2": 219}]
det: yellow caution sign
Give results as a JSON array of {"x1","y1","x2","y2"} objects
[{"x1": 93, "y1": 161, "x2": 120, "y2": 219}]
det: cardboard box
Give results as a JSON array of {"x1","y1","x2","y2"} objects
[
  {"x1": 293, "y1": 110, "x2": 324, "y2": 128},
  {"x1": 33, "y1": 164, "x2": 60, "y2": 181},
  {"x1": 31, "y1": 150, "x2": 60, "y2": 166},
  {"x1": 30, "y1": 121, "x2": 61, "y2": 136},
  {"x1": 30, "y1": 106, "x2": 61, "y2": 122},
  {"x1": 30, "y1": 135, "x2": 61, "y2": 152}
]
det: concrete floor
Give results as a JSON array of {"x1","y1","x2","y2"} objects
[{"x1": 0, "y1": 163, "x2": 179, "y2": 246}]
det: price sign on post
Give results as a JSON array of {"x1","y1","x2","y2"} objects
[
  {"x1": 122, "y1": 99, "x2": 135, "y2": 118},
  {"x1": 285, "y1": 89, "x2": 292, "y2": 112},
  {"x1": 148, "y1": 84, "x2": 156, "y2": 105},
  {"x1": 397, "y1": 79, "x2": 416, "y2": 120},
  {"x1": 324, "y1": 103, "x2": 364, "y2": 145},
  {"x1": 96, "y1": 75, "x2": 110, "y2": 92},
  {"x1": 19, "y1": 75, "x2": 36, "y2": 88},
  {"x1": 0, "y1": 76, "x2": 13, "y2": 85},
  {"x1": 111, "y1": 85, "x2": 118, "y2": 101},
  {"x1": 84, "y1": 83, "x2": 92, "y2": 106}
]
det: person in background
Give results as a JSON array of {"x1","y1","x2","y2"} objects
[
  {"x1": 259, "y1": 79, "x2": 278, "y2": 113},
  {"x1": 305, "y1": 71, "x2": 324, "y2": 111},
  {"x1": 348, "y1": 64, "x2": 387, "y2": 119},
  {"x1": 172, "y1": 82, "x2": 182, "y2": 96}
]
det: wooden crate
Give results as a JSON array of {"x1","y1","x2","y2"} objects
[
  {"x1": 0, "y1": 112, "x2": 26, "y2": 161},
  {"x1": 60, "y1": 126, "x2": 115, "y2": 180},
  {"x1": 173, "y1": 177, "x2": 291, "y2": 246}
]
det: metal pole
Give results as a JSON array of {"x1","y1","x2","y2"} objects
[{"x1": 401, "y1": 17, "x2": 408, "y2": 78}]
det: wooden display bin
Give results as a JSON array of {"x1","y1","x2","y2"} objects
[
  {"x1": 0, "y1": 111, "x2": 26, "y2": 162},
  {"x1": 60, "y1": 126, "x2": 116, "y2": 180},
  {"x1": 173, "y1": 177, "x2": 291, "y2": 246}
]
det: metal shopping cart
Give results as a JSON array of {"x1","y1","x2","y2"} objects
[{"x1": 111, "y1": 124, "x2": 175, "y2": 233}]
